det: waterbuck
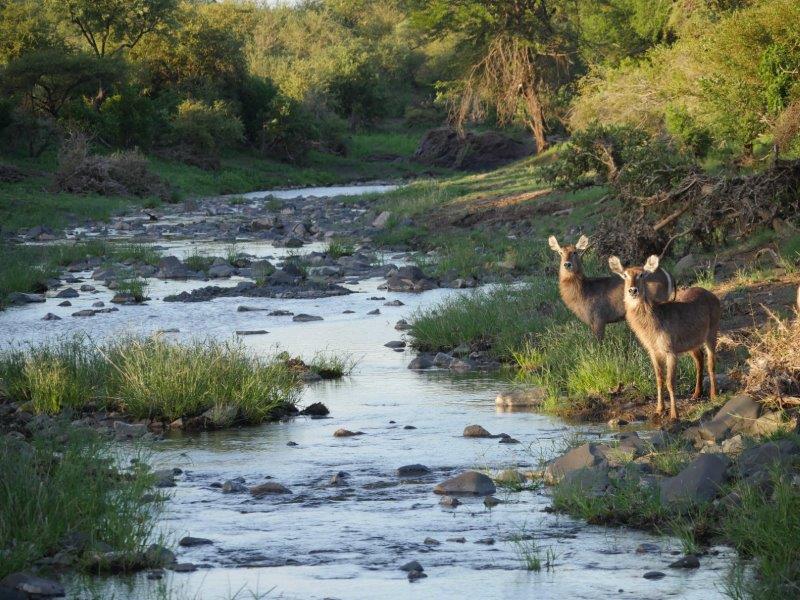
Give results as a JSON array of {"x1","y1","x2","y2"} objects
[
  {"x1": 548, "y1": 235, "x2": 675, "y2": 340},
  {"x1": 609, "y1": 254, "x2": 721, "y2": 420}
]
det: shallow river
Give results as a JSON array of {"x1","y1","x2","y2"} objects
[{"x1": 0, "y1": 185, "x2": 734, "y2": 600}]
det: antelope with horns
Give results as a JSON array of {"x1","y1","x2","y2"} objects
[
  {"x1": 609, "y1": 255, "x2": 721, "y2": 420},
  {"x1": 548, "y1": 235, "x2": 675, "y2": 340}
]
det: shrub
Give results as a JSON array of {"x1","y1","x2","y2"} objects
[
  {"x1": 0, "y1": 425, "x2": 161, "y2": 578},
  {"x1": 54, "y1": 132, "x2": 169, "y2": 198},
  {"x1": 0, "y1": 336, "x2": 303, "y2": 423},
  {"x1": 98, "y1": 89, "x2": 164, "y2": 149},
  {"x1": 169, "y1": 99, "x2": 244, "y2": 154}
]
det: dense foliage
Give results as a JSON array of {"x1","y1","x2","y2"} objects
[{"x1": 2, "y1": 0, "x2": 798, "y2": 169}]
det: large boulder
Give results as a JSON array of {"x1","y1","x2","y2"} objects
[
  {"x1": 157, "y1": 256, "x2": 190, "y2": 279},
  {"x1": 738, "y1": 439, "x2": 800, "y2": 484},
  {"x1": 433, "y1": 471, "x2": 496, "y2": 496},
  {"x1": 688, "y1": 395, "x2": 761, "y2": 443},
  {"x1": 659, "y1": 453, "x2": 730, "y2": 506},
  {"x1": 412, "y1": 127, "x2": 534, "y2": 171},
  {"x1": 495, "y1": 387, "x2": 546, "y2": 408},
  {"x1": 544, "y1": 443, "x2": 611, "y2": 484}
]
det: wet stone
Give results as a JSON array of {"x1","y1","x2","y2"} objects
[
  {"x1": 0, "y1": 573, "x2": 65, "y2": 597},
  {"x1": 439, "y1": 495, "x2": 461, "y2": 508},
  {"x1": 333, "y1": 428, "x2": 364, "y2": 437},
  {"x1": 222, "y1": 479, "x2": 247, "y2": 494},
  {"x1": 58, "y1": 300, "x2": 72, "y2": 307},
  {"x1": 408, "y1": 570, "x2": 427, "y2": 582},
  {"x1": 293, "y1": 314, "x2": 323, "y2": 322},
  {"x1": 367, "y1": 308, "x2": 380, "y2": 315},
  {"x1": 484, "y1": 496, "x2": 501, "y2": 508},
  {"x1": 434, "y1": 471, "x2": 496, "y2": 496},
  {"x1": 643, "y1": 571, "x2": 666, "y2": 580},
  {"x1": 171, "y1": 563, "x2": 198, "y2": 573},
  {"x1": 179, "y1": 537, "x2": 213, "y2": 548},
  {"x1": 399, "y1": 560, "x2": 423, "y2": 573},
  {"x1": 423, "y1": 537, "x2": 440, "y2": 546},
  {"x1": 396, "y1": 464, "x2": 431, "y2": 477},
  {"x1": 42, "y1": 313, "x2": 61, "y2": 321},
  {"x1": 463, "y1": 424, "x2": 492, "y2": 438},
  {"x1": 250, "y1": 482, "x2": 292, "y2": 497},
  {"x1": 669, "y1": 555, "x2": 700, "y2": 569},
  {"x1": 384, "y1": 340, "x2": 406, "y2": 349},
  {"x1": 475, "y1": 538, "x2": 495, "y2": 545}
]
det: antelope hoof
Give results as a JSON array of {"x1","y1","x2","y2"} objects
[
  {"x1": 669, "y1": 412, "x2": 678, "y2": 421},
  {"x1": 691, "y1": 392, "x2": 702, "y2": 400}
]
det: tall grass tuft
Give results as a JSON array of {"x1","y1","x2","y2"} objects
[
  {"x1": 722, "y1": 470, "x2": 800, "y2": 599},
  {"x1": 0, "y1": 336, "x2": 302, "y2": 423},
  {"x1": 106, "y1": 337, "x2": 301, "y2": 422},
  {"x1": 0, "y1": 425, "x2": 161, "y2": 578},
  {"x1": 409, "y1": 280, "x2": 568, "y2": 359}
]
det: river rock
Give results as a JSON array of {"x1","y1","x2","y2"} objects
[
  {"x1": 222, "y1": 479, "x2": 247, "y2": 494},
  {"x1": 495, "y1": 387, "x2": 546, "y2": 408},
  {"x1": 669, "y1": 555, "x2": 700, "y2": 569},
  {"x1": 412, "y1": 127, "x2": 534, "y2": 171},
  {"x1": 55, "y1": 287, "x2": 79, "y2": 298},
  {"x1": 293, "y1": 313, "x2": 323, "y2": 322},
  {"x1": 463, "y1": 424, "x2": 492, "y2": 438},
  {"x1": 334, "y1": 428, "x2": 363, "y2": 437},
  {"x1": 559, "y1": 466, "x2": 612, "y2": 496},
  {"x1": 372, "y1": 211, "x2": 392, "y2": 228},
  {"x1": 157, "y1": 256, "x2": 190, "y2": 279},
  {"x1": 689, "y1": 394, "x2": 761, "y2": 443},
  {"x1": 71, "y1": 309, "x2": 96, "y2": 317},
  {"x1": 179, "y1": 537, "x2": 213, "y2": 547},
  {"x1": 544, "y1": 443, "x2": 611, "y2": 484},
  {"x1": 483, "y1": 496, "x2": 501, "y2": 508},
  {"x1": 113, "y1": 421, "x2": 147, "y2": 440},
  {"x1": 42, "y1": 312, "x2": 61, "y2": 321},
  {"x1": 659, "y1": 453, "x2": 730, "y2": 506},
  {"x1": 395, "y1": 319, "x2": 411, "y2": 331},
  {"x1": 171, "y1": 563, "x2": 198, "y2": 573},
  {"x1": 643, "y1": 571, "x2": 666, "y2": 580},
  {"x1": 235, "y1": 330, "x2": 268, "y2": 336},
  {"x1": 300, "y1": 402, "x2": 329, "y2": 416},
  {"x1": 250, "y1": 482, "x2": 292, "y2": 496},
  {"x1": 432, "y1": 352, "x2": 453, "y2": 367},
  {"x1": 237, "y1": 305, "x2": 268, "y2": 312},
  {"x1": 399, "y1": 560, "x2": 423, "y2": 573},
  {"x1": 6, "y1": 292, "x2": 46, "y2": 304},
  {"x1": 396, "y1": 464, "x2": 431, "y2": 477},
  {"x1": 737, "y1": 439, "x2": 800, "y2": 484},
  {"x1": 0, "y1": 573, "x2": 64, "y2": 597},
  {"x1": 434, "y1": 471, "x2": 496, "y2": 496},
  {"x1": 153, "y1": 469, "x2": 177, "y2": 488},
  {"x1": 408, "y1": 355, "x2": 433, "y2": 369},
  {"x1": 145, "y1": 544, "x2": 176, "y2": 566},
  {"x1": 439, "y1": 495, "x2": 460, "y2": 508},
  {"x1": 384, "y1": 340, "x2": 406, "y2": 349}
]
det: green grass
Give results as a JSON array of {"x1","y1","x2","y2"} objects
[
  {"x1": 115, "y1": 277, "x2": 149, "y2": 303},
  {"x1": 510, "y1": 533, "x2": 557, "y2": 572},
  {"x1": 307, "y1": 351, "x2": 357, "y2": 379},
  {"x1": 0, "y1": 130, "x2": 444, "y2": 235},
  {"x1": 326, "y1": 236, "x2": 355, "y2": 259},
  {"x1": 0, "y1": 424, "x2": 162, "y2": 578},
  {"x1": 409, "y1": 280, "x2": 568, "y2": 359},
  {"x1": 552, "y1": 466, "x2": 669, "y2": 528},
  {"x1": 0, "y1": 336, "x2": 303, "y2": 423},
  {"x1": 722, "y1": 470, "x2": 800, "y2": 599},
  {"x1": 0, "y1": 241, "x2": 163, "y2": 307},
  {"x1": 184, "y1": 248, "x2": 214, "y2": 274}
]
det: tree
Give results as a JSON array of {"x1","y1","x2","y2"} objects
[
  {"x1": 1, "y1": 49, "x2": 122, "y2": 117},
  {"x1": 54, "y1": 0, "x2": 178, "y2": 107},
  {"x1": 410, "y1": 0, "x2": 576, "y2": 150}
]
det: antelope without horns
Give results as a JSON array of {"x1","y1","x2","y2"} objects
[
  {"x1": 548, "y1": 235, "x2": 675, "y2": 340},
  {"x1": 610, "y1": 254, "x2": 721, "y2": 420}
]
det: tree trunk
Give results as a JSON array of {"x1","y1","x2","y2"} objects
[{"x1": 523, "y1": 83, "x2": 547, "y2": 152}]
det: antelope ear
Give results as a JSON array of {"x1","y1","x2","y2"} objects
[
  {"x1": 644, "y1": 255, "x2": 660, "y2": 273},
  {"x1": 575, "y1": 235, "x2": 589, "y2": 251},
  {"x1": 608, "y1": 256, "x2": 625, "y2": 277},
  {"x1": 548, "y1": 236, "x2": 561, "y2": 252}
]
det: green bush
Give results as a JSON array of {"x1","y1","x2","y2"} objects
[
  {"x1": 170, "y1": 99, "x2": 244, "y2": 154},
  {"x1": 665, "y1": 105, "x2": 713, "y2": 158},
  {"x1": 0, "y1": 425, "x2": 161, "y2": 578}
]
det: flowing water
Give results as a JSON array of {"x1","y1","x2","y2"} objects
[{"x1": 1, "y1": 185, "x2": 735, "y2": 599}]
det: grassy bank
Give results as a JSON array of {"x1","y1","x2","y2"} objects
[
  {"x1": 0, "y1": 337, "x2": 302, "y2": 424},
  {"x1": 0, "y1": 241, "x2": 163, "y2": 308},
  {"x1": 550, "y1": 437, "x2": 800, "y2": 599},
  {"x1": 369, "y1": 149, "x2": 607, "y2": 280},
  {"x1": 0, "y1": 425, "x2": 162, "y2": 578},
  {"x1": 0, "y1": 130, "x2": 442, "y2": 235}
]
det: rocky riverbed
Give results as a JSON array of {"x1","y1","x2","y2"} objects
[{"x1": 0, "y1": 185, "x2": 741, "y2": 599}]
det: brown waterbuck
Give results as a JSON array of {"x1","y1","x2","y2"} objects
[
  {"x1": 609, "y1": 254, "x2": 721, "y2": 420},
  {"x1": 548, "y1": 235, "x2": 675, "y2": 340}
]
